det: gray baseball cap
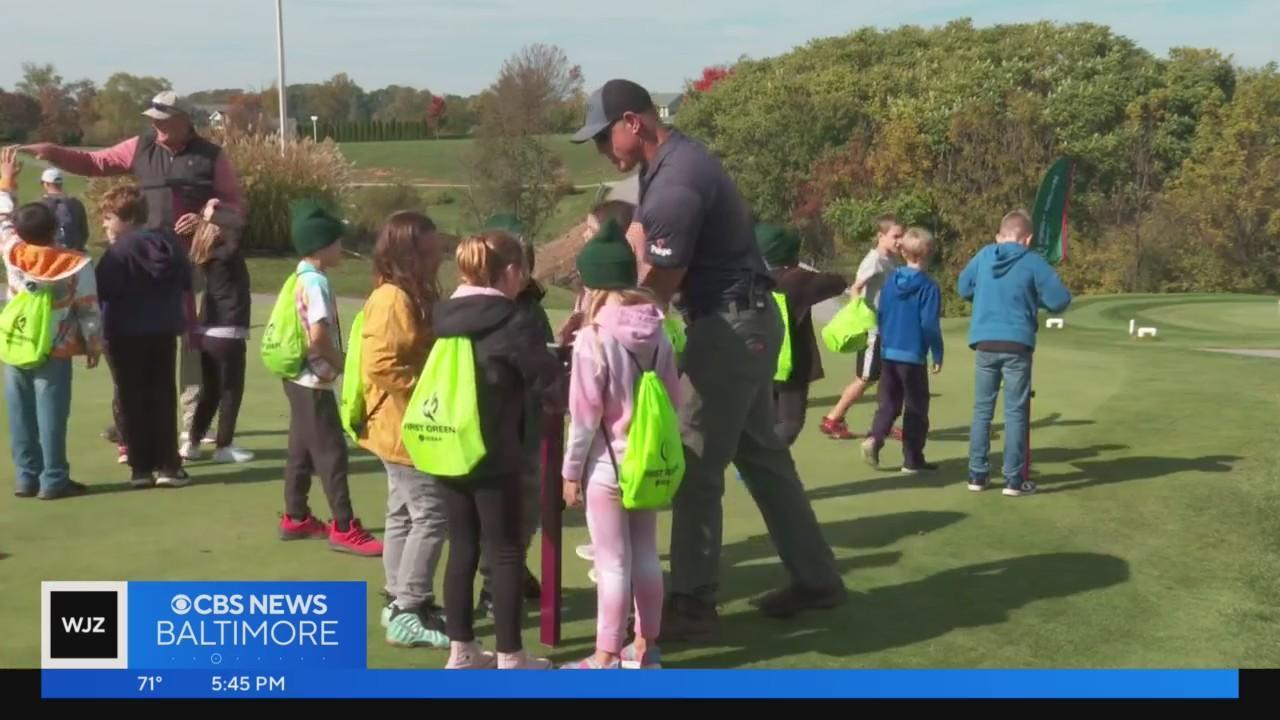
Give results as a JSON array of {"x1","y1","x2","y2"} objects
[
  {"x1": 142, "y1": 90, "x2": 192, "y2": 120},
  {"x1": 571, "y1": 79, "x2": 655, "y2": 144}
]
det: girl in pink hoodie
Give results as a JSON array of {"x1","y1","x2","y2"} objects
[{"x1": 562, "y1": 219, "x2": 679, "y2": 670}]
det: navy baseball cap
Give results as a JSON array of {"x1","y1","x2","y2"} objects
[{"x1": 570, "y1": 79, "x2": 655, "y2": 144}]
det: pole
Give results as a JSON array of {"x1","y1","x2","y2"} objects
[
  {"x1": 311, "y1": 116, "x2": 318, "y2": 142},
  {"x1": 274, "y1": 0, "x2": 289, "y2": 155}
]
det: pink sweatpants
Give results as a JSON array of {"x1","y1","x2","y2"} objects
[{"x1": 585, "y1": 469, "x2": 664, "y2": 653}]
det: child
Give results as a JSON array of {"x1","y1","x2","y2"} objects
[
  {"x1": 278, "y1": 200, "x2": 382, "y2": 556},
  {"x1": 358, "y1": 211, "x2": 449, "y2": 647},
  {"x1": 820, "y1": 215, "x2": 904, "y2": 440},
  {"x1": 755, "y1": 222, "x2": 848, "y2": 446},
  {"x1": 559, "y1": 201, "x2": 636, "y2": 574},
  {"x1": 561, "y1": 218, "x2": 676, "y2": 669},
  {"x1": 95, "y1": 186, "x2": 192, "y2": 489},
  {"x1": 0, "y1": 148, "x2": 103, "y2": 500},
  {"x1": 958, "y1": 210, "x2": 1072, "y2": 497},
  {"x1": 474, "y1": 214, "x2": 551, "y2": 614},
  {"x1": 435, "y1": 231, "x2": 561, "y2": 670},
  {"x1": 860, "y1": 227, "x2": 943, "y2": 474},
  {"x1": 184, "y1": 199, "x2": 253, "y2": 464}
]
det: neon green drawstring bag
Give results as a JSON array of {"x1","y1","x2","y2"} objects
[
  {"x1": 401, "y1": 336, "x2": 487, "y2": 478},
  {"x1": 821, "y1": 297, "x2": 877, "y2": 354},
  {"x1": 603, "y1": 347, "x2": 685, "y2": 511},
  {"x1": 662, "y1": 313, "x2": 686, "y2": 355},
  {"x1": 339, "y1": 310, "x2": 366, "y2": 441},
  {"x1": 0, "y1": 286, "x2": 54, "y2": 369},
  {"x1": 771, "y1": 291, "x2": 793, "y2": 382},
  {"x1": 260, "y1": 272, "x2": 309, "y2": 378}
]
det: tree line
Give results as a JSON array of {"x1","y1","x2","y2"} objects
[
  {"x1": 0, "y1": 62, "x2": 587, "y2": 146},
  {"x1": 676, "y1": 19, "x2": 1279, "y2": 307}
]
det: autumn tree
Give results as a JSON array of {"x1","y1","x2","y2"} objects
[
  {"x1": 0, "y1": 90, "x2": 42, "y2": 141},
  {"x1": 469, "y1": 44, "x2": 582, "y2": 239},
  {"x1": 90, "y1": 73, "x2": 171, "y2": 144}
]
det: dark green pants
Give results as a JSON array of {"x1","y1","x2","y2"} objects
[{"x1": 670, "y1": 299, "x2": 840, "y2": 603}]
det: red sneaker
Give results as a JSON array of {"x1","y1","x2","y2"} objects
[
  {"x1": 819, "y1": 417, "x2": 857, "y2": 440},
  {"x1": 329, "y1": 519, "x2": 383, "y2": 557},
  {"x1": 279, "y1": 514, "x2": 328, "y2": 541}
]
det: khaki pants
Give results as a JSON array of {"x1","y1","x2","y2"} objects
[
  {"x1": 669, "y1": 296, "x2": 840, "y2": 603},
  {"x1": 180, "y1": 274, "x2": 205, "y2": 435}
]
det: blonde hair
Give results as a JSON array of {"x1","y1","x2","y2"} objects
[
  {"x1": 899, "y1": 227, "x2": 934, "y2": 262},
  {"x1": 1000, "y1": 209, "x2": 1033, "y2": 239},
  {"x1": 583, "y1": 287, "x2": 657, "y2": 377},
  {"x1": 455, "y1": 231, "x2": 526, "y2": 287},
  {"x1": 188, "y1": 220, "x2": 222, "y2": 265}
]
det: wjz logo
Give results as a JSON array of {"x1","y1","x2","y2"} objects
[{"x1": 43, "y1": 583, "x2": 126, "y2": 666}]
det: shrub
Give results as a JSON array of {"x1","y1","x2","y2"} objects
[{"x1": 346, "y1": 183, "x2": 426, "y2": 249}]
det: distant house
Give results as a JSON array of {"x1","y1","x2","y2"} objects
[
  {"x1": 191, "y1": 103, "x2": 229, "y2": 130},
  {"x1": 652, "y1": 93, "x2": 684, "y2": 123}
]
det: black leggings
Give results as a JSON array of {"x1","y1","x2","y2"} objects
[
  {"x1": 442, "y1": 474, "x2": 526, "y2": 653},
  {"x1": 189, "y1": 336, "x2": 247, "y2": 448},
  {"x1": 109, "y1": 334, "x2": 181, "y2": 476}
]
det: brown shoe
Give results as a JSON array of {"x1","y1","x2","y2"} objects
[
  {"x1": 659, "y1": 594, "x2": 720, "y2": 643},
  {"x1": 751, "y1": 583, "x2": 848, "y2": 619}
]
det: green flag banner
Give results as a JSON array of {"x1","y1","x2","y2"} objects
[{"x1": 1031, "y1": 158, "x2": 1074, "y2": 266}]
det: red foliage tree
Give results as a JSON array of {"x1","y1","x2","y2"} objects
[
  {"x1": 426, "y1": 94, "x2": 447, "y2": 137},
  {"x1": 692, "y1": 65, "x2": 733, "y2": 94},
  {"x1": 0, "y1": 90, "x2": 42, "y2": 141}
]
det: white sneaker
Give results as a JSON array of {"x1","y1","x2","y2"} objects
[
  {"x1": 155, "y1": 470, "x2": 191, "y2": 488},
  {"x1": 967, "y1": 482, "x2": 989, "y2": 492},
  {"x1": 179, "y1": 441, "x2": 202, "y2": 461},
  {"x1": 575, "y1": 544, "x2": 595, "y2": 561},
  {"x1": 202, "y1": 435, "x2": 217, "y2": 445},
  {"x1": 1003, "y1": 481, "x2": 1037, "y2": 497},
  {"x1": 497, "y1": 650, "x2": 552, "y2": 670},
  {"x1": 211, "y1": 445, "x2": 255, "y2": 464},
  {"x1": 446, "y1": 641, "x2": 496, "y2": 670},
  {"x1": 588, "y1": 568, "x2": 598, "y2": 584}
]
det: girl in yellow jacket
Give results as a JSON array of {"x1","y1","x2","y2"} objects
[{"x1": 356, "y1": 211, "x2": 449, "y2": 650}]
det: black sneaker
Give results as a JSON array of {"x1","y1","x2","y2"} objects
[
  {"x1": 129, "y1": 472, "x2": 155, "y2": 489},
  {"x1": 38, "y1": 480, "x2": 89, "y2": 501},
  {"x1": 901, "y1": 462, "x2": 940, "y2": 475},
  {"x1": 523, "y1": 566, "x2": 542, "y2": 599},
  {"x1": 418, "y1": 602, "x2": 447, "y2": 634},
  {"x1": 14, "y1": 487, "x2": 37, "y2": 498},
  {"x1": 658, "y1": 594, "x2": 720, "y2": 643},
  {"x1": 474, "y1": 589, "x2": 493, "y2": 621},
  {"x1": 751, "y1": 583, "x2": 848, "y2": 619}
]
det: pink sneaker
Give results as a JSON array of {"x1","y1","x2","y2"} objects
[
  {"x1": 329, "y1": 519, "x2": 383, "y2": 557},
  {"x1": 279, "y1": 514, "x2": 328, "y2": 541},
  {"x1": 497, "y1": 650, "x2": 552, "y2": 670},
  {"x1": 446, "y1": 641, "x2": 496, "y2": 670}
]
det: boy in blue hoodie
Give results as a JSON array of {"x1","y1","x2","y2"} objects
[
  {"x1": 957, "y1": 210, "x2": 1072, "y2": 497},
  {"x1": 861, "y1": 228, "x2": 943, "y2": 474}
]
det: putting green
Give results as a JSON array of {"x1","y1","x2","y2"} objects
[{"x1": 2, "y1": 293, "x2": 1278, "y2": 669}]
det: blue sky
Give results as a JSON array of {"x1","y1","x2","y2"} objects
[{"x1": 3, "y1": 0, "x2": 1274, "y2": 96}]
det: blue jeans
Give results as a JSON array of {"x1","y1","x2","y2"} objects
[
  {"x1": 968, "y1": 350, "x2": 1032, "y2": 488},
  {"x1": 6, "y1": 357, "x2": 73, "y2": 493}
]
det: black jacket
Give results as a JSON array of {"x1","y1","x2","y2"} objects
[
  {"x1": 197, "y1": 230, "x2": 252, "y2": 329},
  {"x1": 771, "y1": 266, "x2": 848, "y2": 388},
  {"x1": 96, "y1": 226, "x2": 192, "y2": 340},
  {"x1": 432, "y1": 292, "x2": 561, "y2": 483}
]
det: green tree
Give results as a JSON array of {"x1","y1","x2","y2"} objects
[{"x1": 91, "y1": 73, "x2": 171, "y2": 144}]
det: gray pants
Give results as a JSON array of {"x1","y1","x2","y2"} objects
[
  {"x1": 382, "y1": 460, "x2": 449, "y2": 610},
  {"x1": 670, "y1": 300, "x2": 840, "y2": 603},
  {"x1": 180, "y1": 272, "x2": 206, "y2": 435}
]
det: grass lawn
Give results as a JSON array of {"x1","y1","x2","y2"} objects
[
  {"x1": 355, "y1": 186, "x2": 599, "y2": 244},
  {"x1": 2, "y1": 292, "x2": 1278, "y2": 668},
  {"x1": 339, "y1": 136, "x2": 620, "y2": 186}
]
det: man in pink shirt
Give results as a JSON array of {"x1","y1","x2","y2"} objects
[{"x1": 19, "y1": 90, "x2": 245, "y2": 444}]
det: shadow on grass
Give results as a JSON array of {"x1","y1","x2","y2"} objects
[
  {"x1": 677, "y1": 552, "x2": 1130, "y2": 667},
  {"x1": 1035, "y1": 454, "x2": 1242, "y2": 495},
  {"x1": 929, "y1": 412, "x2": 1096, "y2": 442}
]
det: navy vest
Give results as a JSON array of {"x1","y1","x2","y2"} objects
[{"x1": 130, "y1": 132, "x2": 222, "y2": 229}]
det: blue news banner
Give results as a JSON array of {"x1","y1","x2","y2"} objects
[{"x1": 40, "y1": 581, "x2": 1240, "y2": 699}]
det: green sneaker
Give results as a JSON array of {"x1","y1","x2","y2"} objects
[{"x1": 385, "y1": 610, "x2": 448, "y2": 649}]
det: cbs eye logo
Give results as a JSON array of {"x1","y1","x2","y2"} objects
[{"x1": 170, "y1": 594, "x2": 193, "y2": 615}]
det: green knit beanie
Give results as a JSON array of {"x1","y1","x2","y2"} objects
[
  {"x1": 291, "y1": 200, "x2": 345, "y2": 257},
  {"x1": 755, "y1": 222, "x2": 800, "y2": 267},
  {"x1": 576, "y1": 218, "x2": 637, "y2": 290}
]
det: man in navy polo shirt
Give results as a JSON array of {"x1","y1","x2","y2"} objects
[{"x1": 573, "y1": 80, "x2": 846, "y2": 641}]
